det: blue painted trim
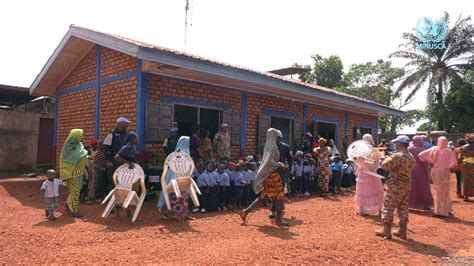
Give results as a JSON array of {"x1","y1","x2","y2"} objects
[
  {"x1": 136, "y1": 60, "x2": 148, "y2": 150},
  {"x1": 160, "y1": 95, "x2": 232, "y2": 110},
  {"x1": 262, "y1": 108, "x2": 299, "y2": 119},
  {"x1": 356, "y1": 121, "x2": 378, "y2": 131},
  {"x1": 312, "y1": 115, "x2": 342, "y2": 149},
  {"x1": 53, "y1": 90, "x2": 59, "y2": 145},
  {"x1": 303, "y1": 104, "x2": 308, "y2": 133},
  {"x1": 57, "y1": 70, "x2": 138, "y2": 97},
  {"x1": 344, "y1": 112, "x2": 350, "y2": 138},
  {"x1": 57, "y1": 82, "x2": 95, "y2": 96},
  {"x1": 101, "y1": 70, "x2": 138, "y2": 85},
  {"x1": 94, "y1": 45, "x2": 101, "y2": 139},
  {"x1": 241, "y1": 91, "x2": 248, "y2": 156}
]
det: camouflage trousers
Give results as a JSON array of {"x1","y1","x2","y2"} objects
[{"x1": 381, "y1": 180, "x2": 411, "y2": 225}]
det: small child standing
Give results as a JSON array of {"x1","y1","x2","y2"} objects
[
  {"x1": 233, "y1": 164, "x2": 246, "y2": 209},
  {"x1": 292, "y1": 157, "x2": 304, "y2": 196},
  {"x1": 330, "y1": 155, "x2": 343, "y2": 194},
  {"x1": 206, "y1": 162, "x2": 219, "y2": 212},
  {"x1": 341, "y1": 159, "x2": 355, "y2": 190},
  {"x1": 303, "y1": 159, "x2": 313, "y2": 196},
  {"x1": 41, "y1": 169, "x2": 62, "y2": 220},
  {"x1": 195, "y1": 163, "x2": 209, "y2": 213},
  {"x1": 216, "y1": 164, "x2": 230, "y2": 211},
  {"x1": 242, "y1": 163, "x2": 253, "y2": 206},
  {"x1": 309, "y1": 158, "x2": 318, "y2": 193}
]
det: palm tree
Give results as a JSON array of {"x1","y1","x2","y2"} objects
[{"x1": 390, "y1": 12, "x2": 473, "y2": 130}]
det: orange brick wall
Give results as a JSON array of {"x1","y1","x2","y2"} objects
[
  {"x1": 307, "y1": 104, "x2": 346, "y2": 145},
  {"x1": 59, "y1": 47, "x2": 96, "y2": 90},
  {"x1": 99, "y1": 78, "x2": 137, "y2": 139},
  {"x1": 100, "y1": 47, "x2": 137, "y2": 79},
  {"x1": 245, "y1": 93, "x2": 304, "y2": 155},
  {"x1": 56, "y1": 88, "x2": 96, "y2": 162}
]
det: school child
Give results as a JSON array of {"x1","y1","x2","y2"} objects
[
  {"x1": 341, "y1": 159, "x2": 356, "y2": 190},
  {"x1": 206, "y1": 162, "x2": 219, "y2": 212},
  {"x1": 303, "y1": 159, "x2": 313, "y2": 196},
  {"x1": 226, "y1": 162, "x2": 236, "y2": 208},
  {"x1": 216, "y1": 164, "x2": 230, "y2": 211},
  {"x1": 233, "y1": 164, "x2": 246, "y2": 209},
  {"x1": 308, "y1": 158, "x2": 317, "y2": 193},
  {"x1": 292, "y1": 157, "x2": 304, "y2": 196},
  {"x1": 242, "y1": 163, "x2": 254, "y2": 207},
  {"x1": 40, "y1": 169, "x2": 62, "y2": 221},
  {"x1": 331, "y1": 155, "x2": 343, "y2": 194},
  {"x1": 248, "y1": 162, "x2": 258, "y2": 200},
  {"x1": 194, "y1": 163, "x2": 209, "y2": 213}
]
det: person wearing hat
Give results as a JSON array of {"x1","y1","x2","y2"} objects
[
  {"x1": 163, "y1": 127, "x2": 179, "y2": 156},
  {"x1": 314, "y1": 138, "x2": 332, "y2": 194},
  {"x1": 213, "y1": 123, "x2": 231, "y2": 160},
  {"x1": 376, "y1": 135, "x2": 416, "y2": 240},
  {"x1": 104, "y1": 117, "x2": 131, "y2": 170}
]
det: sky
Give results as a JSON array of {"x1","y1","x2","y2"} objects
[{"x1": 1, "y1": 0, "x2": 472, "y2": 133}]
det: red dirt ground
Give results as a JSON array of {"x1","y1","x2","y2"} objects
[{"x1": 0, "y1": 175, "x2": 473, "y2": 264}]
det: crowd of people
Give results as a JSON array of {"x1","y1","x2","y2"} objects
[{"x1": 40, "y1": 115, "x2": 474, "y2": 239}]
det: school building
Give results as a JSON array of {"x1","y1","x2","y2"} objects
[{"x1": 30, "y1": 25, "x2": 403, "y2": 164}]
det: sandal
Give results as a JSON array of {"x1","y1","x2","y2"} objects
[{"x1": 240, "y1": 210, "x2": 249, "y2": 225}]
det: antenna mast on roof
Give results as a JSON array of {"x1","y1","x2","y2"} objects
[{"x1": 184, "y1": 0, "x2": 194, "y2": 52}]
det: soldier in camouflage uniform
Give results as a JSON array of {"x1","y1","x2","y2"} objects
[
  {"x1": 376, "y1": 135, "x2": 416, "y2": 240},
  {"x1": 213, "y1": 123, "x2": 231, "y2": 160}
]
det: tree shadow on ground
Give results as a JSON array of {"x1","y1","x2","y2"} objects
[
  {"x1": 392, "y1": 238, "x2": 449, "y2": 258},
  {"x1": 410, "y1": 209, "x2": 474, "y2": 227}
]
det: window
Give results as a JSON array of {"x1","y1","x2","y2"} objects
[
  {"x1": 315, "y1": 122, "x2": 336, "y2": 142},
  {"x1": 353, "y1": 127, "x2": 372, "y2": 140},
  {"x1": 271, "y1": 117, "x2": 293, "y2": 147},
  {"x1": 173, "y1": 104, "x2": 222, "y2": 139}
]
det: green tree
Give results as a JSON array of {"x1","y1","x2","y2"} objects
[
  {"x1": 295, "y1": 54, "x2": 344, "y2": 88},
  {"x1": 390, "y1": 12, "x2": 473, "y2": 130},
  {"x1": 341, "y1": 60, "x2": 424, "y2": 133},
  {"x1": 443, "y1": 72, "x2": 474, "y2": 132}
]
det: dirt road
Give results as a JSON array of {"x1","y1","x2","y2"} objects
[{"x1": 0, "y1": 176, "x2": 472, "y2": 264}]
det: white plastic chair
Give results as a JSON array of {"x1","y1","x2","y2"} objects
[
  {"x1": 101, "y1": 163, "x2": 146, "y2": 222},
  {"x1": 161, "y1": 151, "x2": 201, "y2": 211}
]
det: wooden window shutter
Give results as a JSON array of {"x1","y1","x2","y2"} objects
[
  {"x1": 294, "y1": 118, "x2": 304, "y2": 149},
  {"x1": 223, "y1": 111, "x2": 241, "y2": 146},
  {"x1": 257, "y1": 115, "x2": 271, "y2": 154},
  {"x1": 145, "y1": 102, "x2": 160, "y2": 143},
  {"x1": 158, "y1": 103, "x2": 174, "y2": 142}
]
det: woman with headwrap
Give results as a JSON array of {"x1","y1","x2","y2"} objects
[
  {"x1": 157, "y1": 136, "x2": 196, "y2": 220},
  {"x1": 60, "y1": 129, "x2": 89, "y2": 217},
  {"x1": 408, "y1": 135, "x2": 433, "y2": 209},
  {"x1": 354, "y1": 134, "x2": 384, "y2": 215},
  {"x1": 418, "y1": 136, "x2": 456, "y2": 217},
  {"x1": 458, "y1": 133, "x2": 474, "y2": 202},
  {"x1": 314, "y1": 138, "x2": 332, "y2": 194},
  {"x1": 240, "y1": 128, "x2": 290, "y2": 226}
]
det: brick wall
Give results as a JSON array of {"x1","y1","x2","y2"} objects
[
  {"x1": 307, "y1": 104, "x2": 346, "y2": 146},
  {"x1": 99, "y1": 78, "x2": 137, "y2": 139},
  {"x1": 56, "y1": 88, "x2": 96, "y2": 162},
  {"x1": 245, "y1": 93, "x2": 304, "y2": 155},
  {"x1": 100, "y1": 47, "x2": 137, "y2": 79},
  {"x1": 349, "y1": 113, "x2": 378, "y2": 142},
  {"x1": 59, "y1": 47, "x2": 96, "y2": 89}
]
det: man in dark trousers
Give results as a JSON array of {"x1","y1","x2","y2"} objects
[
  {"x1": 163, "y1": 127, "x2": 179, "y2": 156},
  {"x1": 269, "y1": 136, "x2": 293, "y2": 218},
  {"x1": 104, "y1": 117, "x2": 131, "y2": 190}
]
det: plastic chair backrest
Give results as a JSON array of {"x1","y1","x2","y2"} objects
[
  {"x1": 115, "y1": 164, "x2": 144, "y2": 189},
  {"x1": 165, "y1": 151, "x2": 193, "y2": 178}
]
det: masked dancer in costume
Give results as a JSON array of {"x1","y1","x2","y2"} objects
[{"x1": 240, "y1": 128, "x2": 290, "y2": 226}]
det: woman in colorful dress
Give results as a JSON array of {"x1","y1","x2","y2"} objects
[
  {"x1": 408, "y1": 135, "x2": 433, "y2": 209},
  {"x1": 353, "y1": 134, "x2": 384, "y2": 215},
  {"x1": 419, "y1": 136, "x2": 457, "y2": 217},
  {"x1": 59, "y1": 129, "x2": 89, "y2": 217},
  {"x1": 240, "y1": 128, "x2": 290, "y2": 226},
  {"x1": 459, "y1": 133, "x2": 474, "y2": 202},
  {"x1": 314, "y1": 138, "x2": 332, "y2": 194}
]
